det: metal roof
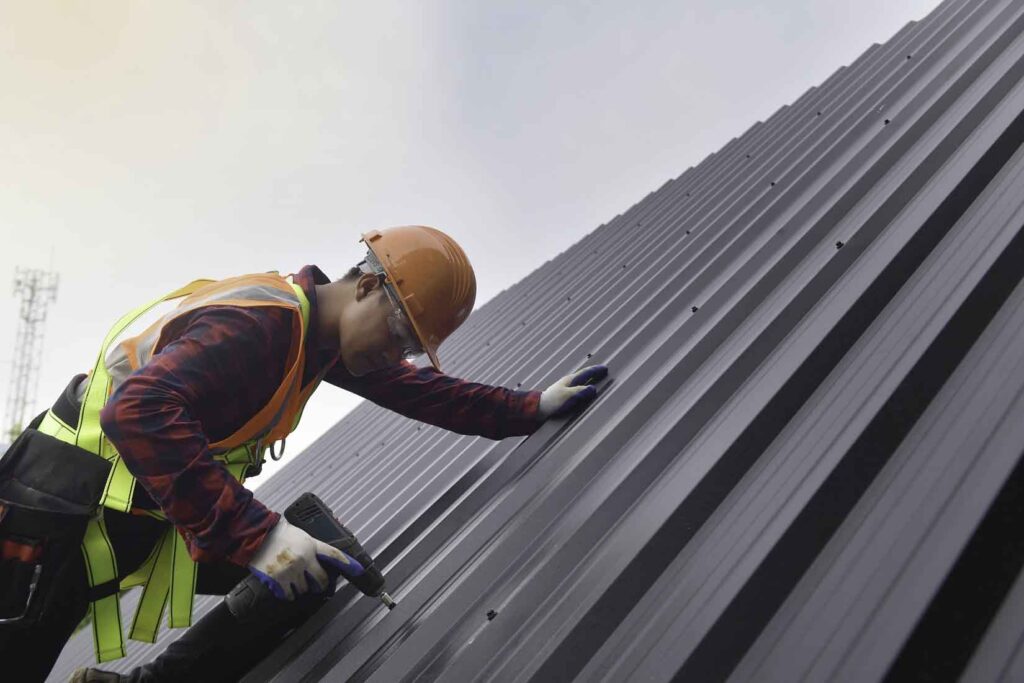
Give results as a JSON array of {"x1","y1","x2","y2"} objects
[{"x1": 49, "y1": 0, "x2": 1024, "y2": 679}]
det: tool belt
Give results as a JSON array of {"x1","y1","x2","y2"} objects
[{"x1": 0, "y1": 412, "x2": 111, "y2": 627}]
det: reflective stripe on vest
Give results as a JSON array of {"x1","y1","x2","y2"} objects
[{"x1": 42, "y1": 273, "x2": 318, "y2": 663}]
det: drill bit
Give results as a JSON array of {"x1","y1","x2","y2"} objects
[{"x1": 379, "y1": 592, "x2": 397, "y2": 610}]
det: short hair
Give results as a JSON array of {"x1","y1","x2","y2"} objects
[{"x1": 338, "y1": 264, "x2": 362, "y2": 283}]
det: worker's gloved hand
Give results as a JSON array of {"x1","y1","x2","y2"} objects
[
  {"x1": 246, "y1": 517, "x2": 350, "y2": 601},
  {"x1": 538, "y1": 364, "x2": 608, "y2": 420}
]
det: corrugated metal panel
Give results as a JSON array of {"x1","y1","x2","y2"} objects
[{"x1": 48, "y1": 0, "x2": 1024, "y2": 679}]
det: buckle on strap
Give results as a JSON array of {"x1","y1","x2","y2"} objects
[{"x1": 86, "y1": 577, "x2": 121, "y2": 602}]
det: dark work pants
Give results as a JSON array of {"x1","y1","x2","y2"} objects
[
  {"x1": 0, "y1": 507, "x2": 327, "y2": 683},
  {"x1": 124, "y1": 588, "x2": 328, "y2": 683}
]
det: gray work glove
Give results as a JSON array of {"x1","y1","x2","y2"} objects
[{"x1": 538, "y1": 364, "x2": 608, "y2": 420}]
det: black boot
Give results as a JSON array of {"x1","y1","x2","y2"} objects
[{"x1": 119, "y1": 594, "x2": 329, "y2": 683}]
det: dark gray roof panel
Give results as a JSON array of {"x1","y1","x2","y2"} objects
[
  {"x1": 963, "y1": 568, "x2": 1024, "y2": 682},
  {"x1": 47, "y1": 0, "x2": 1024, "y2": 680}
]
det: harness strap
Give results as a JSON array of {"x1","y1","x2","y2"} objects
[
  {"x1": 73, "y1": 281, "x2": 216, "y2": 663},
  {"x1": 168, "y1": 529, "x2": 197, "y2": 628},
  {"x1": 54, "y1": 276, "x2": 314, "y2": 663},
  {"x1": 127, "y1": 530, "x2": 172, "y2": 643},
  {"x1": 81, "y1": 514, "x2": 124, "y2": 663}
]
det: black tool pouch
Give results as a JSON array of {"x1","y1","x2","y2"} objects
[{"x1": 0, "y1": 422, "x2": 111, "y2": 627}]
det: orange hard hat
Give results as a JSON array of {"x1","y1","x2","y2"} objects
[{"x1": 359, "y1": 226, "x2": 477, "y2": 372}]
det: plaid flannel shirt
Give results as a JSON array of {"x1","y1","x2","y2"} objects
[{"x1": 98, "y1": 265, "x2": 542, "y2": 566}]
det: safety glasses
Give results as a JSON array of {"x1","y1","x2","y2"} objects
[{"x1": 359, "y1": 255, "x2": 425, "y2": 361}]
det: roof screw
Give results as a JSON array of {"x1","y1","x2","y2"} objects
[
  {"x1": 622, "y1": 264, "x2": 628, "y2": 269},
  {"x1": 817, "y1": 111, "x2": 822, "y2": 116},
  {"x1": 566, "y1": 295, "x2": 572, "y2": 301},
  {"x1": 770, "y1": 181, "x2": 776, "y2": 187},
  {"x1": 884, "y1": 119, "x2": 891, "y2": 125},
  {"x1": 516, "y1": 383, "x2": 522, "y2": 388},
  {"x1": 691, "y1": 306, "x2": 699, "y2": 313},
  {"x1": 686, "y1": 230, "x2": 690, "y2": 235},
  {"x1": 745, "y1": 154, "x2": 751, "y2": 158},
  {"x1": 907, "y1": 54, "x2": 913, "y2": 59},
  {"x1": 836, "y1": 240, "x2": 845, "y2": 249},
  {"x1": 586, "y1": 353, "x2": 592, "y2": 358},
  {"x1": 487, "y1": 610, "x2": 498, "y2": 621}
]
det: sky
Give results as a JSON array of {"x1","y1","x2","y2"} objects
[{"x1": 0, "y1": 0, "x2": 941, "y2": 486}]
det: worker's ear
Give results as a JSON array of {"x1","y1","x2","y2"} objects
[{"x1": 354, "y1": 273, "x2": 380, "y2": 302}]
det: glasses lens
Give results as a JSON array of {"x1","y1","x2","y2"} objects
[
  {"x1": 372, "y1": 269, "x2": 424, "y2": 359},
  {"x1": 386, "y1": 308, "x2": 423, "y2": 358}
]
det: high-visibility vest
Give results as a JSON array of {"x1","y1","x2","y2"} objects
[{"x1": 35, "y1": 272, "x2": 326, "y2": 663}]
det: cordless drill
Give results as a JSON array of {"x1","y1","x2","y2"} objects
[{"x1": 225, "y1": 492, "x2": 396, "y2": 622}]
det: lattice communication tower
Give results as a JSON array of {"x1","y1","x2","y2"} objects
[{"x1": 4, "y1": 268, "x2": 59, "y2": 443}]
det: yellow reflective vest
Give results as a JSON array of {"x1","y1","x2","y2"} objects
[{"x1": 35, "y1": 272, "x2": 323, "y2": 663}]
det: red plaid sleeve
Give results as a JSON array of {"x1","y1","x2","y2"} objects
[
  {"x1": 326, "y1": 360, "x2": 544, "y2": 440},
  {"x1": 99, "y1": 306, "x2": 289, "y2": 567}
]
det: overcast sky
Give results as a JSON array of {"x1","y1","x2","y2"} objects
[{"x1": 1, "y1": 0, "x2": 941, "y2": 485}]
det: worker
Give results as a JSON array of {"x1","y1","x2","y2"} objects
[{"x1": 0, "y1": 225, "x2": 608, "y2": 683}]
